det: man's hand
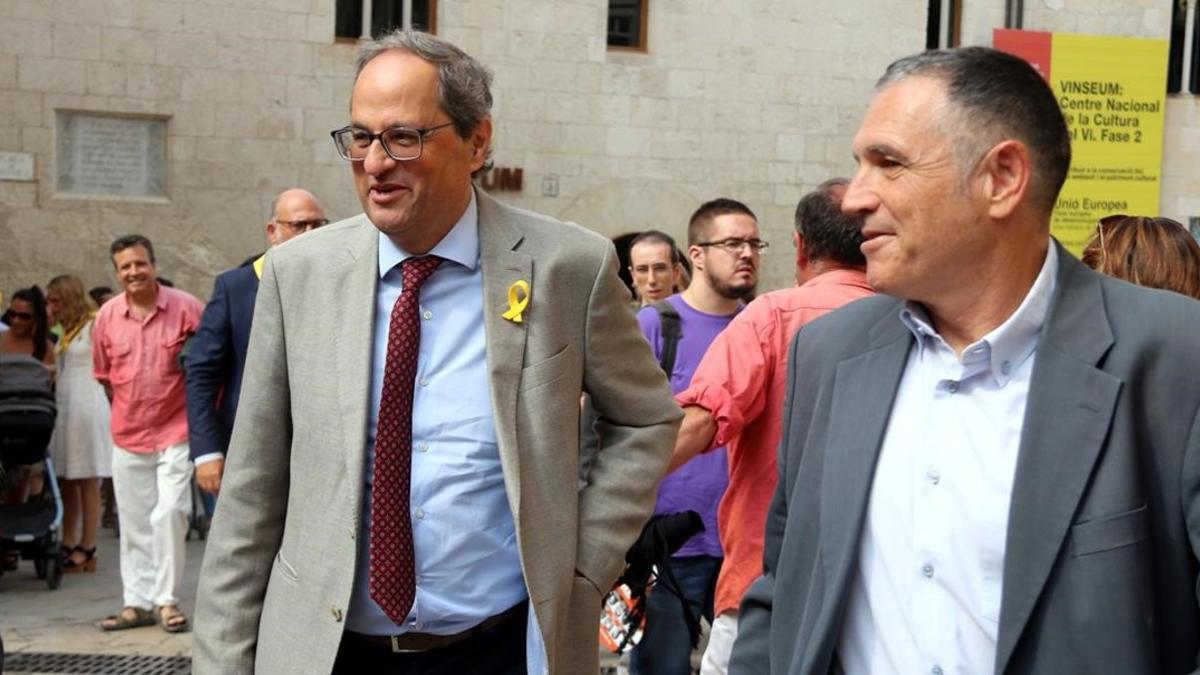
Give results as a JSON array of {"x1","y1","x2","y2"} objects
[{"x1": 196, "y1": 458, "x2": 225, "y2": 495}]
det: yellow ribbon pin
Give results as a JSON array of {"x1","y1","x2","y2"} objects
[{"x1": 502, "y1": 280, "x2": 531, "y2": 323}]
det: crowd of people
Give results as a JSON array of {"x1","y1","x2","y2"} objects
[{"x1": 3, "y1": 28, "x2": 1200, "y2": 675}]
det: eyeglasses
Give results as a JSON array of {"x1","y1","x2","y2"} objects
[
  {"x1": 631, "y1": 262, "x2": 675, "y2": 276},
  {"x1": 275, "y1": 218, "x2": 329, "y2": 232},
  {"x1": 696, "y1": 238, "x2": 769, "y2": 254},
  {"x1": 330, "y1": 122, "x2": 456, "y2": 162},
  {"x1": 6, "y1": 311, "x2": 33, "y2": 321}
]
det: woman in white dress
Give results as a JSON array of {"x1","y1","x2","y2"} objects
[{"x1": 46, "y1": 275, "x2": 111, "y2": 573}]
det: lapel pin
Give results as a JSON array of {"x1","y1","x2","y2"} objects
[{"x1": 502, "y1": 279, "x2": 531, "y2": 323}]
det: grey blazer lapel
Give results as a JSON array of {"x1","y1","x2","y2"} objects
[
  {"x1": 333, "y1": 218, "x2": 379, "y2": 505},
  {"x1": 995, "y1": 249, "x2": 1120, "y2": 674},
  {"x1": 817, "y1": 304, "x2": 912, "y2": 641},
  {"x1": 476, "y1": 189, "x2": 532, "y2": 518}
]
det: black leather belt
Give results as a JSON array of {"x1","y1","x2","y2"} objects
[{"x1": 344, "y1": 603, "x2": 526, "y2": 653}]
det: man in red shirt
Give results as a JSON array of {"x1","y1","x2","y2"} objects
[
  {"x1": 670, "y1": 179, "x2": 873, "y2": 674},
  {"x1": 92, "y1": 235, "x2": 204, "y2": 634}
]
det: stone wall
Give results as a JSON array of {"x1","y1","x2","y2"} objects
[
  {"x1": 2, "y1": 0, "x2": 1196, "y2": 301},
  {"x1": 444, "y1": 0, "x2": 923, "y2": 291},
  {"x1": 0, "y1": 0, "x2": 360, "y2": 299}
]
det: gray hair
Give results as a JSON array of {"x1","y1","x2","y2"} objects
[
  {"x1": 877, "y1": 47, "x2": 1071, "y2": 215},
  {"x1": 356, "y1": 30, "x2": 494, "y2": 174}
]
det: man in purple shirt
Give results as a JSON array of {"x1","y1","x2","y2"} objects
[{"x1": 632, "y1": 198, "x2": 762, "y2": 675}]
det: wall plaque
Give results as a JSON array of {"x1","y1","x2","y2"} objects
[
  {"x1": 56, "y1": 113, "x2": 166, "y2": 197},
  {"x1": 0, "y1": 152, "x2": 34, "y2": 181}
]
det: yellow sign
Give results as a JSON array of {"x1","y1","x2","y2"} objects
[{"x1": 996, "y1": 30, "x2": 1169, "y2": 254}]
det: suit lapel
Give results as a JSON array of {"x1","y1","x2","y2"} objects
[
  {"x1": 333, "y1": 217, "x2": 380, "y2": 505},
  {"x1": 817, "y1": 304, "x2": 913, "y2": 638},
  {"x1": 995, "y1": 249, "x2": 1119, "y2": 673},
  {"x1": 476, "y1": 189, "x2": 532, "y2": 519}
]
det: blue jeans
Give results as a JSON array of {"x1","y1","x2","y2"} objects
[{"x1": 629, "y1": 555, "x2": 722, "y2": 675}]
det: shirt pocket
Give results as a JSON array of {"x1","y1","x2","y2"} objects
[
  {"x1": 159, "y1": 334, "x2": 189, "y2": 376},
  {"x1": 106, "y1": 342, "x2": 135, "y2": 384}
]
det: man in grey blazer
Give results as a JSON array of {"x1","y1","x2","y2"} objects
[
  {"x1": 193, "y1": 31, "x2": 680, "y2": 675},
  {"x1": 731, "y1": 47, "x2": 1200, "y2": 674}
]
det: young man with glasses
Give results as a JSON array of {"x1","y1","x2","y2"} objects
[
  {"x1": 194, "y1": 30, "x2": 678, "y2": 675},
  {"x1": 670, "y1": 180, "x2": 872, "y2": 675},
  {"x1": 185, "y1": 188, "x2": 327, "y2": 497},
  {"x1": 629, "y1": 198, "x2": 761, "y2": 675},
  {"x1": 629, "y1": 231, "x2": 687, "y2": 306}
]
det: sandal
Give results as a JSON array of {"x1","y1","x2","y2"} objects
[
  {"x1": 98, "y1": 606, "x2": 155, "y2": 631},
  {"x1": 157, "y1": 605, "x2": 189, "y2": 634},
  {"x1": 64, "y1": 546, "x2": 98, "y2": 573}
]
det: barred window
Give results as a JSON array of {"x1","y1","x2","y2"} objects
[{"x1": 335, "y1": 0, "x2": 436, "y2": 40}]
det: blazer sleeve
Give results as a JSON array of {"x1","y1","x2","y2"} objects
[
  {"x1": 192, "y1": 255, "x2": 292, "y2": 675},
  {"x1": 186, "y1": 273, "x2": 234, "y2": 460},
  {"x1": 1183, "y1": 402, "x2": 1200, "y2": 672},
  {"x1": 575, "y1": 242, "x2": 683, "y2": 591}
]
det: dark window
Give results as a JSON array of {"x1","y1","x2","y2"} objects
[
  {"x1": 1169, "y1": 0, "x2": 1186, "y2": 93},
  {"x1": 335, "y1": 0, "x2": 437, "y2": 40},
  {"x1": 411, "y1": 0, "x2": 434, "y2": 32},
  {"x1": 608, "y1": 0, "x2": 647, "y2": 50},
  {"x1": 335, "y1": 0, "x2": 362, "y2": 39},
  {"x1": 1191, "y1": 0, "x2": 1199, "y2": 93},
  {"x1": 924, "y1": 0, "x2": 961, "y2": 49},
  {"x1": 926, "y1": 0, "x2": 942, "y2": 50}
]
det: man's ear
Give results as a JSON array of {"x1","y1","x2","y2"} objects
[
  {"x1": 265, "y1": 221, "x2": 279, "y2": 246},
  {"x1": 979, "y1": 140, "x2": 1031, "y2": 220},
  {"x1": 469, "y1": 118, "x2": 494, "y2": 172},
  {"x1": 793, "y1": 232, "x2": 809, "y2": 284}
]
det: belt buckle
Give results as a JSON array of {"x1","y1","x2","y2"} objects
[{"x1": 389, "y1": 635, "x2": 423, "y2": 654}]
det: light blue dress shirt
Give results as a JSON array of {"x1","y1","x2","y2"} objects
[
  {"x1": 346, "y1": 192, "x2": 528, "y2": 636},
  {"x1": 840, "y1": 243, "x2": 1058, "y2": 675}
]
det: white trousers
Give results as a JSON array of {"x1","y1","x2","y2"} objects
[
  {"x1": 699, "y1": 611, "x2": 739, "y2": 675},
  {"x1": 111, "y1": 442, "x2": 193, "y2": 609}
]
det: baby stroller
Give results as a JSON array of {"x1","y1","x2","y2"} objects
[{"x1": 0, "y1": 355, "x2": 64, "y2": 589}]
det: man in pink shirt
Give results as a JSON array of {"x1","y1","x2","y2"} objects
[
  {"x1": 92, "y1": 234, "x2": 204, "y2": 634},
  {"x1": 670, "y1": 179, "x2": 873, "y2": 674}
]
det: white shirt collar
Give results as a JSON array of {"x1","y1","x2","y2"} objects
[{"x1": 900, "y1": 242, "x2": 1058, "y2": 387}]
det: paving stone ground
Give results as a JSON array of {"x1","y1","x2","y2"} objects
[{"x1": 0, "y1": 527, "x2": 202, "y2": 667}]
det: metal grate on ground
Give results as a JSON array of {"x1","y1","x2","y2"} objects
[{"x1": 4, "y1": 652, "x2": 191, "y2": 674}]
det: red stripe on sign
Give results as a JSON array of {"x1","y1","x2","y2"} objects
[{"x1": 993, "y1": 28, "x2": 1053, "y2": 82}]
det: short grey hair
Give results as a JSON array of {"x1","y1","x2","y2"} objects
[
  {"x1": 877, "y1": 47, "x2": 1071, "y2": 215},
  {"x1": 356, "y1": 30, "x2": 494, "y2": 174}
]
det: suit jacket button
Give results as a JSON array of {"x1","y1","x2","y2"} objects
[{"x1": 331, "y1": 608, "x2": 343, "y2": 622}]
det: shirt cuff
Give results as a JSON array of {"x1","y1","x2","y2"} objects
[
  {"x1": 676, "y1": 386, "x2": 742, "y2": 450},
  {"x1": 194, "y1": 452, "x2": 224, "y2": 466}
]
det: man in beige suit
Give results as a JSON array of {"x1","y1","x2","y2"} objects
[{"x1": 193, "y1": 30, "x2": 680, "y2": 675}]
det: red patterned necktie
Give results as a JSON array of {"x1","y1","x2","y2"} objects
[{"x1": 369, "y1": 255, "x2": 441, "y2": 625}]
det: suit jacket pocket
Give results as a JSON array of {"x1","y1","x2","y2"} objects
[
  {"x1": 1071, "y1": 504, "x2": 1148, "y2": 557},
  {"x1": 519, "y1": 343, "x2": 577, "y2": 393}
]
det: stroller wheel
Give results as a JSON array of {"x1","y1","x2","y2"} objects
[
  {"x1": 34, "y1": 553, "x2": 47, "y2": 579},
  {"x1": 46, "y1": 552, "x2": 62, "y2": 589}
]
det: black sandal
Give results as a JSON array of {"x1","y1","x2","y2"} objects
[{"x1": 64, "y1": 546, "x2": 97, "y2": 573}]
